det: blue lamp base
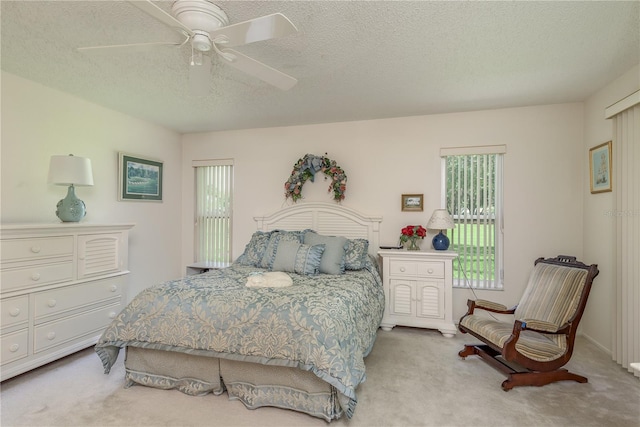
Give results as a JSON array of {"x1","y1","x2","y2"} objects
[
  {"x1": 432, "y1": 231, "x2": 450, "y2": 251},
  {"x1": 56, "y1": 185, "x2": 86, "y2": 222}
]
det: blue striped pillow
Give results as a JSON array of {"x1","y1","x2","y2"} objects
[{"x1": 272, "y1": 241, "x2": 325, "y2": 276}]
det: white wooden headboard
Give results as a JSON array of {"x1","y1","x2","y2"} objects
[{"x1": 254, "y1": 202, "x2": 383, "y2": 257}]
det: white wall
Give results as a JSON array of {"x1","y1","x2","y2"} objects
[
  {"x1": 1, "y1": 72, "x2": 184, "y2": 298},
  {"x1": 181, "y1": 103, "x2": 585, "y2": 320},
  {"x1": 582, "y1": 64, "x2": 640, "y2": 353}
]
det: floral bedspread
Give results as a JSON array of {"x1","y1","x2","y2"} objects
[{"x1": 95, "y1": 260, "x2": 384, "y2": 418}]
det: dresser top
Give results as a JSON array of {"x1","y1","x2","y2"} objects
[{"x1": 1, "y1": 222, "x2": 135, "y2": 236}]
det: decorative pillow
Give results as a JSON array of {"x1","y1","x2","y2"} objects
[
  {"x1": 259, "y1": 230, "x2": 305, "y2": 270},
  {"x1": 304, "y1": 231, "x2": 348, "y2": 275},
  {"x1": 272, "y1": 241, "x2": 325, "y2": 276},
  {"x1": 345, "y1": 238, "x2": 369, "y2": 270},
  {"x1": 235, "y1": 231, "x2": 272, "y2": 266},
  {"x1": 245, "y1": 271, "x2": 293, "y2": 288}
]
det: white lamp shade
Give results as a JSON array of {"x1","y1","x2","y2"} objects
[
  {"x1": 48, "y1": 155, "x2": 94, "y2": 186},
  {"x1": 427, "y1": 209, "x2": 455, "y2": 230}
]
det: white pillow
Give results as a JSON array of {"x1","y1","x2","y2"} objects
[{"x1": 245, "y1": 271, "x2": 293, "y2": 288}]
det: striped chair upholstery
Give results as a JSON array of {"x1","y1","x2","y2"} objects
[{"x1": 458, "y1": 255, "x2": 599, "y2": 390}]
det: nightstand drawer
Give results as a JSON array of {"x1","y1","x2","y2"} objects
[
  {"x1": 1, "y1": 295, "x2": 29, "y2": 328},
  {"x1": 417, "y1": 262, "x2": 444, "y2": 278},
  {"x1": 388, "y1": 260, "x2": 444, "y2": 278},
  {"x1": 389, "y1": 260, "x2": 419, "y2": 276},
  {"x1": 1, "y1": 262, "x2": 73, "y2": 292},
  {"x1": 1, "y1": 329, "x2": 29, "y2": 365},
  {"x1": 1, "y1": 236, "x2": 73, "y2": 263}
]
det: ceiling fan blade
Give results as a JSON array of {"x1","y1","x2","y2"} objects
[
  {"x1": 77, "y1": 41, "x2": 184, "y2": 54},
  {"x1": 220, "y1": 48, "x2": 297, "y2": 90},
  {"x1": 128, "y1": 0, "x2": 194, "y2": 37},
  {"x1": 210, "y1": 13, "x2": 297, "y2": 47},
  {"x1": 189, "y1": 53, "x2": 212, "y2": 96}
]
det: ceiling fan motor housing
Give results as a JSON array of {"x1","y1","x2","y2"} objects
[{"x1": 172, "y1": 0, "x2": 229, "y2": 52}]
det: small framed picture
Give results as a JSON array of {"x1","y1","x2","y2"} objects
[
  {"x1": 589, "y1": 141, "x2": 612, "y2": 194},
  {"x1": 118, "y1": 152, "x2": 163, "y2": 201},
  {"x1": 401, "y1": 194, "x2": 424, "y2": 212}
]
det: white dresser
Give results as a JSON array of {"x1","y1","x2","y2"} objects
[
  {"x1": 378, "y1": 249, "x2": 457, "y2": 337},
  {"x1": 0, "y1": 223, "x2": 134, "y2": 381}
]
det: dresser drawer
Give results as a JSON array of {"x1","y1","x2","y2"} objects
[
  {"x1": 34, "y1": 277, "x2": 124, "y2": 322},
  {"x1": 1, "y1": 262, "x2": 73, "y2": 292},
  {"x1": 388, "y1": 260, "x2": 444, "y2": 278},
  {"x1": 1, "y1": 236, "x2": 73, "y2": 263},
  {"x1": 1, "y1": 295, "x2": 29, "y2": 328},
  {"x1": 1, "y1": 329, "x2": 29, "y2": 365},
  {"x1": 34, "y1": 303, "x2": 121, "y2": 353}
]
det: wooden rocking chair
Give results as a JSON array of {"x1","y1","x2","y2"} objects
[{"x1": 458, "y1": 255, "x2": 599, "y2": 391}]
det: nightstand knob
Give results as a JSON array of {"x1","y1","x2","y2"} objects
[
  {"x1": 47, "y1": 299, "x2": 57, "y2": 308},
  {"x1": 9, "y1": 308, "x2": 20, "y2": 317},
  {"x1": 427, "y1": 269, "x2": 434, "y2": 274},
  {"x1": 109, "y1": 285, "x2": 118, "y2": 292},
  {"x1": 47, "y1": 332, "x2": 56, "y2": 340},
  {"x1": 109, "y1": 312, "x2": 117, "y2": 319},
  {"x1": 30, "y1": 246, "x2": 41, "y2": 253},
  {"x1": 31, "y1": 272, "x2": 41, "y2": 281},
  {"x1": 9, "y1": 344, "x2": 20, "y2": 352},
  {"x1": 399, "y1": 267, "x2": 406, "y2": 272}
]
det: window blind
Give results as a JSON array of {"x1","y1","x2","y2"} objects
[
  {"x1": 194, "y1": 160, "x2": 233, "y2": 264},
  {"x1": 441, "y1": 146, "x2": 505, "y2": 290}
]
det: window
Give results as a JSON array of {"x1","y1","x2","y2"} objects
[
  {"x1": 193, "y1": 160, "x2": 233, "y2": 264},
  {"x1": 441, "y1": 146, "x2": 505, "y2": 290}
]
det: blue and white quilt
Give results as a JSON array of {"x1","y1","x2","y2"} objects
[{"x1": 95, "y1": 260, "x2": 384, "y2": 418}]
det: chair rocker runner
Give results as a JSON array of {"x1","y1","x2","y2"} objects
[{"x1": 458, "y1": 255, "x2": 599, "y2": 391}]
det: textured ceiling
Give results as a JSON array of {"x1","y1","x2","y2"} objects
[{"x1": 2, "y1": 1, "x2": 639, "y2": 134}]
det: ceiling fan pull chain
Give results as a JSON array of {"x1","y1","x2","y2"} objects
[{"x1": 190, "y1": 46, "x2": 204, "y2": 66}]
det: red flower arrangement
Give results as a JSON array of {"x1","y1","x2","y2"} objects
[{"x1": 399, "y1": 225, "x2": 427, "y2": 250}]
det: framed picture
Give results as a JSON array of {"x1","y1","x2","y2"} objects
[
  {"x1": 118, "y1": 152, "x2": 163, "y2": 201},
  {"x1": 589, "y1": 141, "x2": 612, "y2": 194},
  {"x1": 401, "y1": 194, "x2": 424, "y2": 212}
]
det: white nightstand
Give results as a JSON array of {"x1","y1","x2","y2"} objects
[
  {"x1": 378, "y1": 249, "x2": 458, "y2": 337},
  {"x1": 186, "y1": 261, "x2": 231, "y2": 276}
]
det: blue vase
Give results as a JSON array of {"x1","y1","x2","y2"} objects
[{"x1": 432, "y1": 231, "x2": 450, "y2": 251}]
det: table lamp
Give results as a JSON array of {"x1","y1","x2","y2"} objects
[
  {"x1": 426, "y1": 209, "x2": 455, "y2": 250},
  {"x1": 48, "y1": 154, "x2": 94, "y2": 222}
]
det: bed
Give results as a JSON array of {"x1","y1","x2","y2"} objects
[{"x1": 95, "y1": 202, "x2": 384, "y2": 421}]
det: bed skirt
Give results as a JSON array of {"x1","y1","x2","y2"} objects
[{"x1": 124, "y1": 347, "x2": 343, "y2": 421}]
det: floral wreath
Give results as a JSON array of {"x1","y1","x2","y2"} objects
[{"x1": 284, "y1": 154, "x2": 347, "y2": 202}]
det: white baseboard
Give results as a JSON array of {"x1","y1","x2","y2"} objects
[{"x1": 579, "y1": 331, "x2": 612, "y2": 356}]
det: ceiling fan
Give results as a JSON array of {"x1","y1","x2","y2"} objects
[{"x1": 77, "y1": 0, "x2": 299, "y2": 92}]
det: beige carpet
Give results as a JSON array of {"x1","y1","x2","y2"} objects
[{"x1": 1, "y1": 327, "x2": 639, "y2": 427}]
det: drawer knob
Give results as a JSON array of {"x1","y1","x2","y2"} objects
[
  {"x1": 9, "y1": 343, "x2": 20, "y2": 352},
  {"x1": 31, "y1": 272, "x2": 41, "y2": 281},
  {"x1": 427, "y1": 269, "x2": 434, "y2": 274},
  {"x1": 47, "y1": 332, "x2": 56, "y2": 340},
  {"x1": 109, "y1": 285, "x2": 118, "y2": 292},
  {"x1": 47, "y1": 299, "x2": 57, "y2": 308},
  {"x1": 30, "y1": 246, "x2": 41, "y2": 253},
  {"x1": 109, "y1": 312, "x2": 117, "y2": 319},
  {"x1": 9, "y1": 307, "x2": 21, "y2": 317},
  {"x1": 399, "y1": 267, "x2": 406, "y2": 272}
]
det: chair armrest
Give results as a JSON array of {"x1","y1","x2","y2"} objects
[
  {"x1": 474, "y1": 299, "x2": 516, "y2": 314},
  {"x1": 520, "y1": 319, "x2": 572, "y2": 334}
]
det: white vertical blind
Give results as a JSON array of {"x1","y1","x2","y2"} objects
[
  {"x1": 441, "y1": 146, "x2": 505, "y2": 290},
  {"x1": 611, "y1": 102, "x2": 640, "y2": 377},
  {"x1": 194, "y1": 160, "x2": 233, "y2": 264}
]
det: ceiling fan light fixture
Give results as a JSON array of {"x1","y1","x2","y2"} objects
[
  {"x1": 172, "y1": 0, "x2": 228, "y2": 33},
  {"x1": 191, "y1": 32, "x2": 211, "y2": 52}
]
